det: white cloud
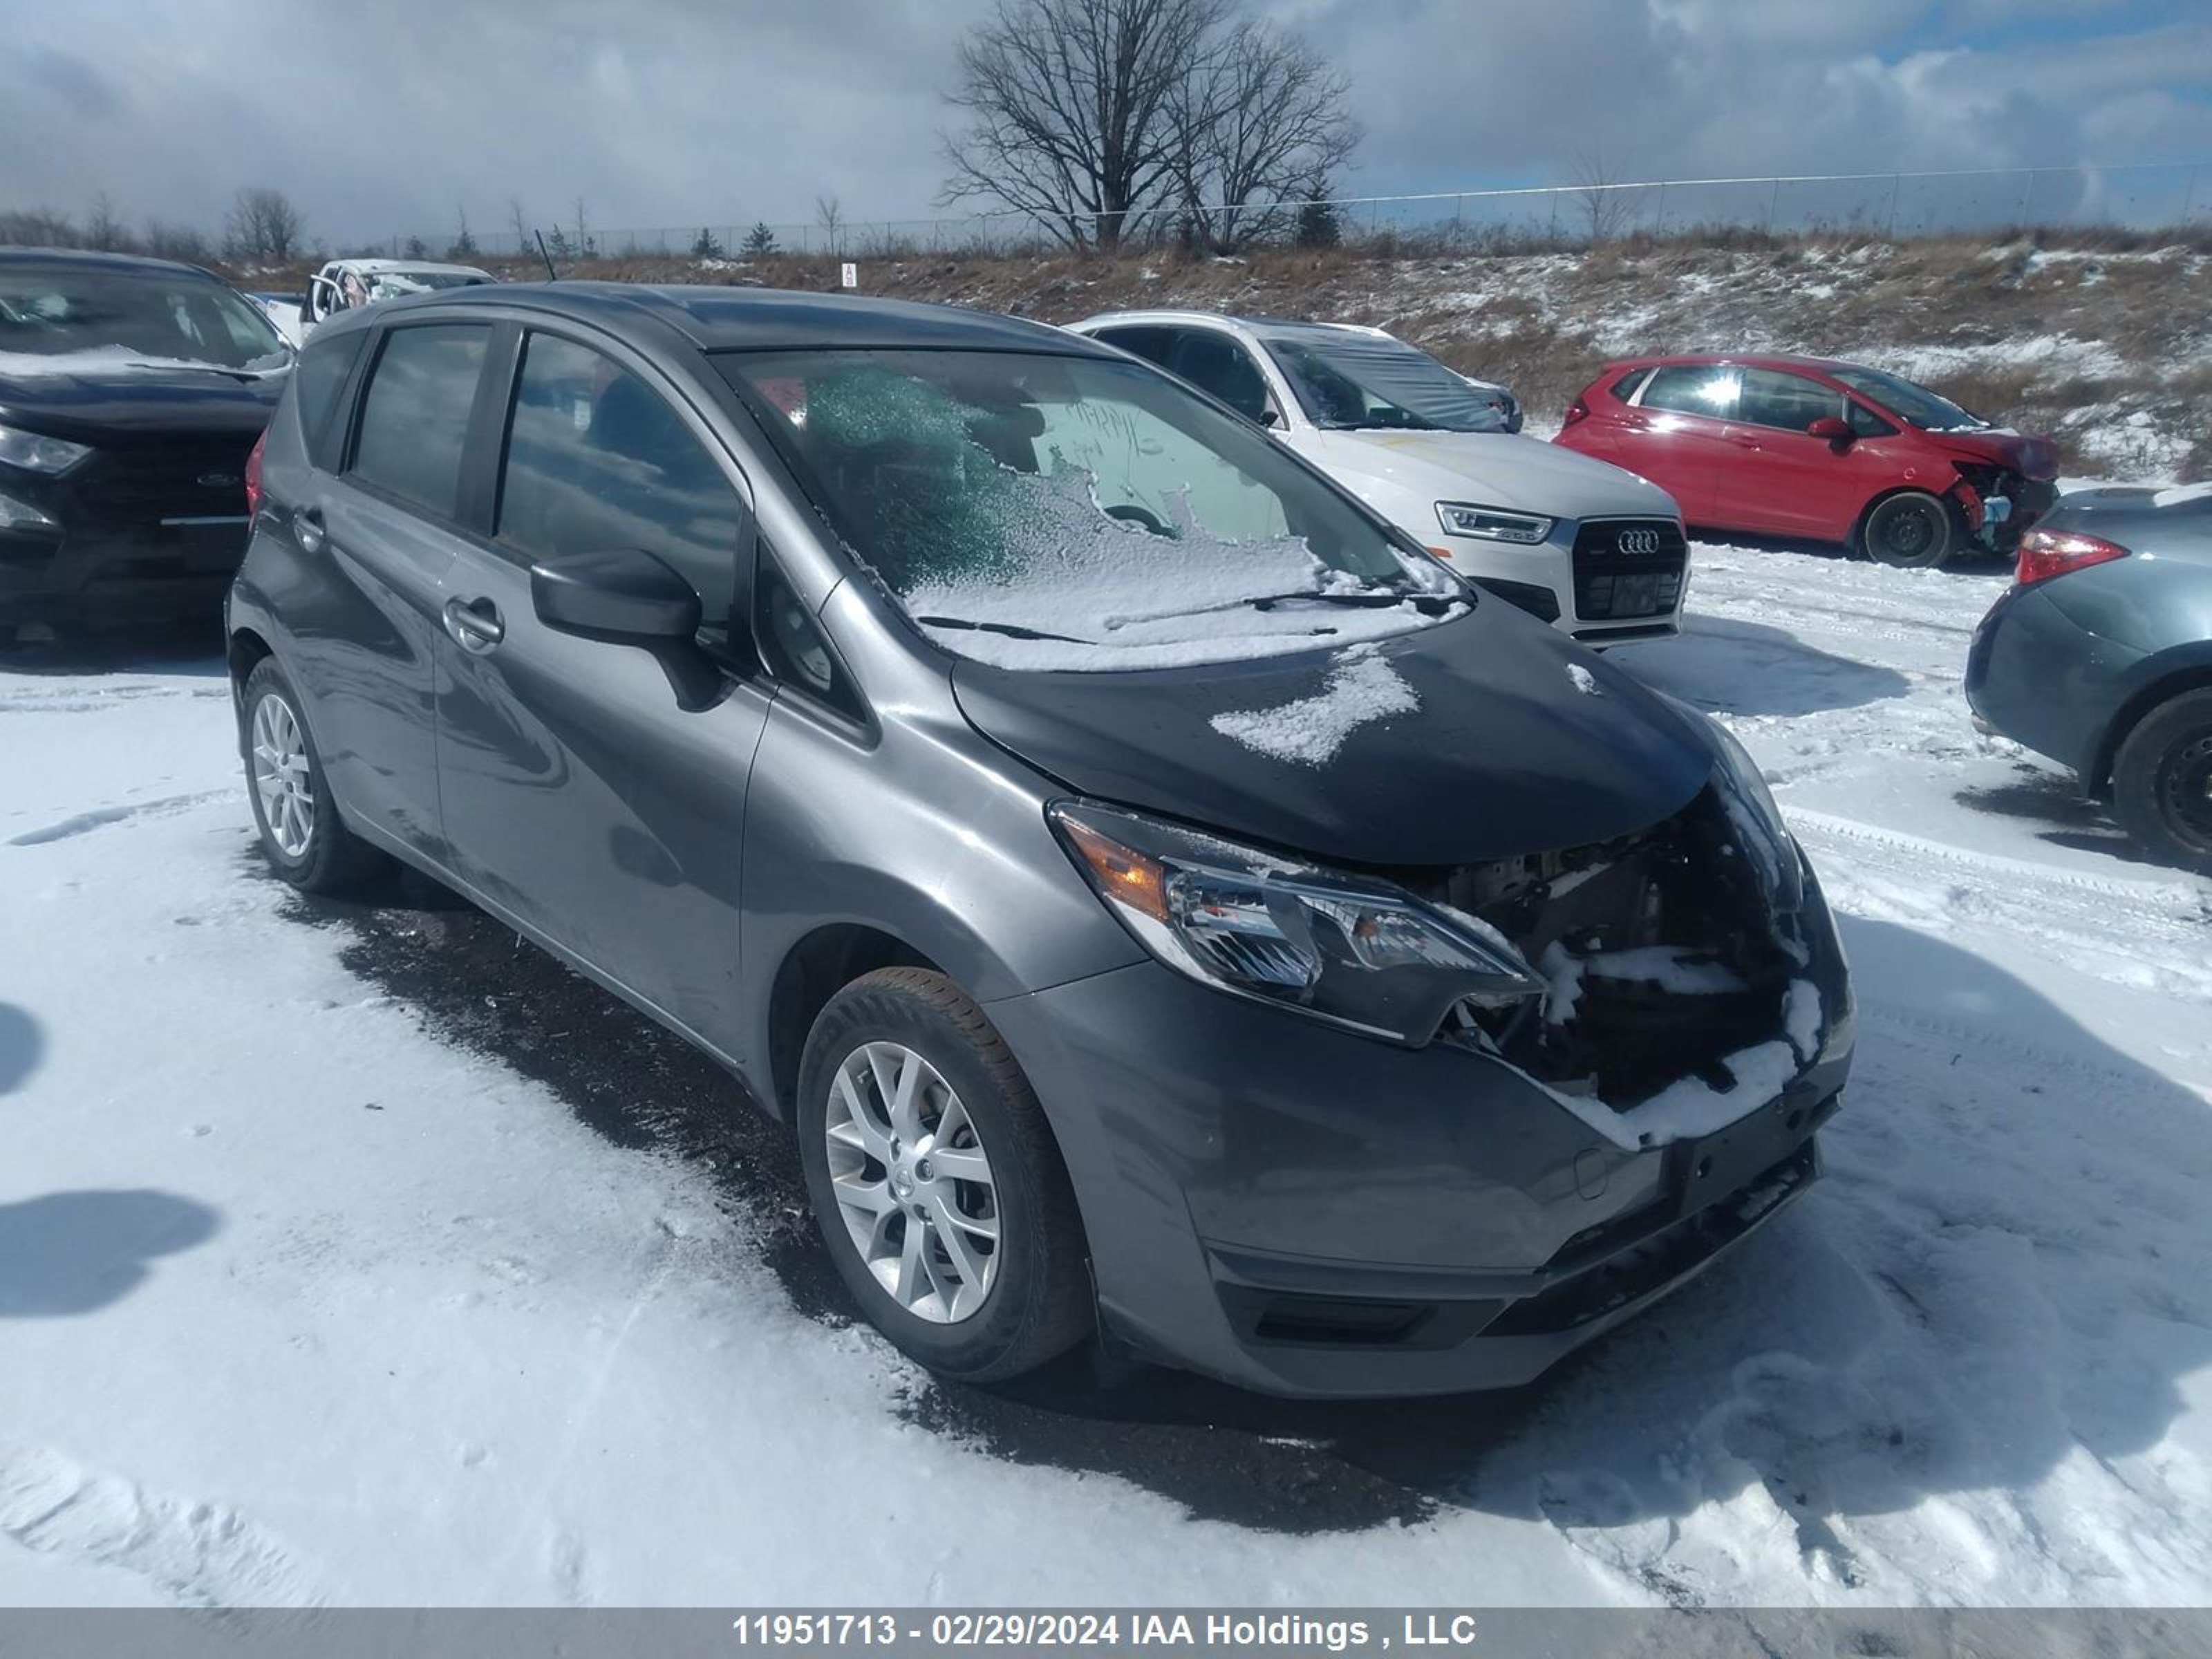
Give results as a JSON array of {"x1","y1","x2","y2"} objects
[{"x1": 0, "y1": 0, "x2": 2205, "y2": 247}]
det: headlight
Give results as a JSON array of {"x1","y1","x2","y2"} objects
[
  {"x1": 1700, "y1": 715, "x2": 1803, "y2": 913},
  {"x1": 1436, "y1": 503, "x2": 1553, "y2": 545},
  {"x1": 0, "y1": 489, "x2": 59, "y2": 532},
  {"x1": 1051, "y1": 801, "x2": 1544, "y2": 1044},
  {"x1": 0, "y1": 423, "x2": 92, "y2": 475}
]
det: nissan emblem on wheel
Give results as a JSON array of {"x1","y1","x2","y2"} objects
[{"x1": 228, "y1": 282, "x2": 1853, "y2": 1398}]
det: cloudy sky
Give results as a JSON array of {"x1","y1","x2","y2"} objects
[{"x1": 2, "y1": 0, "x2": 2207, "y2": 247}]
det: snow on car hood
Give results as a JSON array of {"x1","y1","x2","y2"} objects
[
  {"x1": 1302, "y1": 429, "x2": 1680, "y2": 522},
  {"x1": 952, "y1": 599, "x2": 1714, "y2": 867},
  {"x1": 0, "y1": 346, "x2": 287, "y2": 440}
]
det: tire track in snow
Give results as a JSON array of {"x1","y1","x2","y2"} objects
[
  {"x1": 6, "y1": 790, "x2": 234, "y2": 847},
  {"x1": 1791, "y1": 808, "x2": 2212, "y2": 1003},
  {"x1": 0, "y1": 1441, "x2": 330, "y2": 1606}
]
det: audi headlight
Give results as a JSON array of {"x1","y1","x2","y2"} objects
[
  {"x1": 1051, "y1": 801, "x2": 1544, "y2": 1044},
  {"x1": 0, "y1": 423, "x2": 92, "y2": 475},
  {"x1": 1436, "y1": 503, "x2": 1553, "y2": 545}
]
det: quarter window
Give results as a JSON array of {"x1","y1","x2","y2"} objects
[
  {"x1": 294, "y1": 329, "x2": 368, "y2": 471},
  {"x1": 496, "y1": 332, "x2": 748, "y2": 632},
  {"x1": 350, "y1": 325, "x2": 490, "y2": 518}
]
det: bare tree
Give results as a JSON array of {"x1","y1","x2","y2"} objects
[
  {"x1": 941, "y1": 0, "x2": 1233, "y2": 250},
  {"x1": 225, "y1": 186, "x2": 306, "y2": 263},
  {"x1": 572, "y1": 196, "x2": 593, "y2": 258},
  {"x1": 85, "y1": 192, "x2": 131, "y2": 252},
  {"x1": 815, "y1": 194, "x2": 844, "y2": 255},
  {"x1": 507, "y1": 196, "x2": 531, "y2": 252},
  {"x1": 1167, "y1": 21, "x2": 1358, "y2": 252},
  {"x1": 1571, "y1": 147, "x2": 1633, "y2": 245},
  {"x1": 0, "y1": 208, "x2": 77, "y2": 247},
  {"x1": 449, "y1": 205, "x2": 478, "y2": 259},
  {"x1": 142, "y1": 218, "x2": 209, "y2": 261}
]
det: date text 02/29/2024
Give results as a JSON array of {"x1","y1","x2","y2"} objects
[{"x1": 727, "y1": 1612, "x2": 1487, "y2": 1651}]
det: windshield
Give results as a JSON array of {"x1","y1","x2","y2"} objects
[
  {"x1": 368, "y1": 270, "x2": 489, "y2": 296},
  {"x1": 1259, "y1": 329, "x2": 1506, "y2": 433},
  {"x1": 718, "y1": 348, "x2": 1463, "y2": 671},
  {"x1": 1830, "y1": 365, "x2": 1985, "y2": 432},
  {"x1": 0, "y1": 266, "x2": 287, "y2": 371}
]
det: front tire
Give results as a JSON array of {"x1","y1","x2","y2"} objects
[
  {"x1": 241, "y1": 657, "x2": 385, "y2": 894},
  {"x1": 796, "y1": 967, "x2": 1091, "y2": 1381},
  {"x1": 1859, "y1": 490, "x2": 1960, "y2": 569},
  {"x1": 2112, "y1": 689, "x2": 2212, "y2": 874}
]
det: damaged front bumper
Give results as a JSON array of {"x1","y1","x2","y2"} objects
[{"x1": 982, "y1": 841, "x2": 1854, "y2": 1398}]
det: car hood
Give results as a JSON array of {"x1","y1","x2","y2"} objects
[
  {"x1": 0, "y1": 359, "x2": 285, "y2": 445},
  {"x1": 950, "y1": 603, "x2": 1715, "y2": 868},
  {"x1": 1300, "y1": 429, "x2": 1680, "y2": 522},
  {"x1": 1927, "y1": 427, "x2": 2058, "y2": 480}
]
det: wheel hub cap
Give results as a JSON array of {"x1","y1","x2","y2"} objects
[
  {"x1": 823, "y1": 1041, "x2": 1000, "y2": 1324},
  {"x1": 250, "y1": 692, "x2": 315, "y2": 859}
]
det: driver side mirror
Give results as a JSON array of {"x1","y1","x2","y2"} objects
[
  {"x1": 1806, "y1": 415, "x2": 1855, "y2": 447},
  {"x1": 531, "y1": 547, "x2": 722, "y2": 710}
]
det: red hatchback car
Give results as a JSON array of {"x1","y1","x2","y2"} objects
[{"x1": 1555, "y1": 354, "x2": 2058, "y2": 568}]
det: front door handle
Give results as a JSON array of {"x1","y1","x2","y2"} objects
[
  {"x1": 293, "y1": 506, "x2": 326, "y2": 555},
  {"x1": 442, "y1": 596, "x2": 505, "y2": 653}
]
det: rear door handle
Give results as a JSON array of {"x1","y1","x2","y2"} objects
[
  {"x1": 442, "y1": 596, "x2": 505, "y2": 653},
  {"x1": 293, "y1": 506, "x2": 326, "y2": 555}
]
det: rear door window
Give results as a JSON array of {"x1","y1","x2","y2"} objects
[
  {"x1": 496, "y1": 331, "x2": 749, "y2": 636},
  {"x1": 1639, "y1": 365, "x2": 1741, "y2": 420},
  {"x1": 348, "y1": 324, "x2": 491, "y2": 518}
]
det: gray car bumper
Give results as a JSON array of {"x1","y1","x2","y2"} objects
[{"x1": 984, "y1": 948, "x2": 1850, "y2": 1399}]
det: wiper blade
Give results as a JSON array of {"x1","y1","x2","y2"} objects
[
  {"x1": 125, "y1": 362, "x2": 267, "y2": 382},
  {"x1": 1244, "y1": 589, "x2": 1457, "y2": 614},
  {"x1": 915, "y1": 614, "x2": 1094, "y2": 644}
]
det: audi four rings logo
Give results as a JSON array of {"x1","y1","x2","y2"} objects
[{"x1": 1616, "y1": 528, "x2": 1662, "y2": 554}]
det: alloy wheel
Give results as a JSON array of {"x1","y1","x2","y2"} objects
[
  {"x1": 823, "y1": 1040, "x2": 1000, "y2": 1324},
  {"x1": 251, "y1": 691, "x2": 316, "y2": 859}
]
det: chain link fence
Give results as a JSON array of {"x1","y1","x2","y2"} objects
[{"x1": 374, "y1": 162, "x2": 2209, "y2": 263}]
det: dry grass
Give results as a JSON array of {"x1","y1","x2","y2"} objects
[{"x1": 240, "y1": 226, "x2": 2211, "y2": 477}]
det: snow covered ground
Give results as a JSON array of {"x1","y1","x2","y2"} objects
[{"x1": 3, "y1": 537, "x2": 2210, "y2": 1610}]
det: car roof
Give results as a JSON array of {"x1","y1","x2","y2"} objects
[
  {"x1": 326, "y1": 259, "x2": 495, "y2": 278},
  {"x1": 1599, "y1": 351, "x2": 1875, "y2": 378},
  {"x1": 406, "y1": 281, "x2": 1116, "y2": 355},
  {"x1": 1074, "y1": 307, "x2": 1386, "y2": 340},
  {"x1": 0, "y1": 245, "x2": 227, "y2": 281}
]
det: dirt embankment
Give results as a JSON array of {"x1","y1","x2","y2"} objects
[{"x1": 263, "y1": 230, "x2": 2212, "y2": 479}]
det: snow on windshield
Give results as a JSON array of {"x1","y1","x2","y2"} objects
[
  {"x1": 734, "y1": 353, "x2": 1465, "y2": 673},
  {"x1": 902, "y1": 463, "x2": 1459, "y2": 671},
  {"x1": 0, "y1": 344, "x2": 288, "y2": 378}
]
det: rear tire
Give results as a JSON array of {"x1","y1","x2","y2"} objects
[
  {"x1": 241, "y1": 658, "x2": 386, "y2": 894},
  {"x1": 796, "y1": 967, "x2": 1091, "y2": 1382},
  {"x1": 1859, "y1": 490, "x2": 1960, "y2": 569},
  {"x1": 2112, "y1": 689, "x2": 2212, "y2": 875}
]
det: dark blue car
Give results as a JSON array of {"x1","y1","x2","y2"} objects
[{"x1": 1967, "y1": 485, "x2": 2212, "y2": 873}]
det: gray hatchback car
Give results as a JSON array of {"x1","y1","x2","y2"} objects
[
  {"x1": 226, "y1": 283, "x2": 1854, "y2": 1397},
  {"x1": 1967, "y1": 486, "x2": 2212, "y2": 873}
]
